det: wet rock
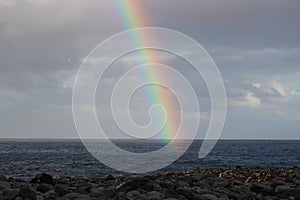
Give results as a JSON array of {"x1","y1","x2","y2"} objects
[
  {"x1": 36, "y1": 183, "x2": 52, "y2": 193},
  {"x1": 40, "y1": 173, "x2": 56, "y2": 186},
  {"x1": 18, "y1": 185, "x2": 37, "y2": 200},
  {"x1": 2, "y1": 167, "x2": 300, "y2": 200},
  {"x1": 0, "y1": 181, "x2": 10, "y2": 189},
  {"x1": 31, "y1": 173, "x2": 56, "y2": 186},
  {"x1": 261, "y1": 185, "x2": 275, "y2": 196},
  {"x1": 275, "y1": 184, "x2": 291, "y2": 193},
  {"x1": 126, "y1": 190, "x2": 140, "y2": 199},
  {"x1": 105, "y1": 174, "x2": 115, "y2": 181},
  {"x1": 30, "y1": 173, "x2": 42, "y2": 183},
  {"x1": 227, "y1": 191, "x2": 243, "y2": 199},
  {"x1": 177, "y1": 181, "x2": 190, "y2": 188},
  {"x1": 176, "y1": 187, "x2": 194, "y2": 199},
  {"x1": 89, "y1": 188, "x2": 115, "y2": 199},
  {"x1": 37, "y1": 196, "x2": 44, "y2": 200},
  {"x1": 270, "y1": 180, "x2": 287, "y2": 188},
  {"x1": 2, "y1": 187, "x2": 13, "y2": 196},
  {"x1": 282, "y1": 188, "x2": 300, "y2": 199},
  {"x1": 44, "y1": 190, "x2": 58, "y2": 199},
  {"x1": 54, "y1": 184, "x2": 68, "y2": 196},
  {"x1": 196, "y1": 188, "x2": 216, "y2": 195},
  {"x1": 0, "y1": 175, "x2": 7, "y2": 182},
  {"x1": 145, "y1": 191, "x2": 163, "y2": 200},
  {"x1": 250, "y1": 183, "x2": 265, "y2": 193},
  {"x1": 64, "y1": 192, "x2": 80, "y2": 199},
  {"x1": 161, "y1": 188, "x2": 180, "y2": 199},
  {"x1": 118, "y1": 177, "x2": 153, "y2": 192},
  {"x1": 232, "y1": 180, "x2": 243, "y2": 186},
  {"x1": 74, "y1": 194, "x2": 92, "y2": 200},
  {"x1": 157, "y1": 181, "x2": 175, "y2": 189},
  {"x1": 198, "y1": 193, "x2": 218, "y2": 200},
  {"x1": 3, "y1": 188, "x2": 19, "y2": 200},
  {"x1": 76, "y1": 186, "x2": 89, "y2": 195}
]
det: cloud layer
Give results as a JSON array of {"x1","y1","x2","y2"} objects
[{"x1": 0, "y1": 0, "x2": 299, "y2": 139}]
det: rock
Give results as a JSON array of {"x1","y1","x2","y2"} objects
[
  {"x1": 126, "y1": 190, "x2": 140, "y2": 199},
  {"x1": 1, "y1": 167, "x2": 299, "y2": 200},
  {"x1": 271, "y1": 180, "x2": 287, "y2": 188},
  {"x1": 40, "y1": 173, "x2": 56, "y2": 186},
  {"x1": 36, "y1": 183, "x2": 52, "y2": 193},
  {"x1": 176, "y1": 187, "x2": 194, "y2": 199},
  {"x1": 282, "y1": 188, "x2": 300, "y2": 199},
  {"x1": 118, "y1": 177, "x2": 153, "y2": 192},
  {"x1": 3, "y1": 188, "x2": 19, "y2": 200},
  {"x1": 44, "y1": 169, "x2": 60, "y2": 180},
  {"x1": 157, "y1": 181, "x2": 175, "y2": 189},
  {"x1": 76, "y1": 186, "x2": 89, "y2": 195},
  {"x1": 36, "y1": 196, "x2": 44, "y2": 200},
  {"x1": 193, "y1": 180, "x2": 209, "y2": 188},
  {"x1": 261, "y1": 185, "x2": 275, "y2": 196},
  {"x1": 89, "y1": 188, "x2": 114, "y2": 199},
  {"x1": 250, "y1": 183, "x2": 265, "y2": 193},
  {"x1": 152, "y1": 183, "x2": 162, "y2": 192},
  {"x1": 31, "y1": 173, "x2": 56, "y2": 186},
  {"x1": 0, "y1": 181, "x2": 10, "y2": 189},
  {"x1": 56, "y1": 178, "x2": 69, "y2": 185},
  {"x1": 198, "y1": 193, "x2": 218, "y2": 200},
  {"x1": 44, "y1": 190, "x2": 58, "y2": 199},
  {"x1": 161, "y1": 188, "x2": 180, "y2": 199},
  {"x1": 2, "y1": 187, "x2": 13, "y2": 196},
  {"x1": 105, "y1": 174, "x2": 115, "y2": 181},
  {"x1": 232, "y1": 180, "x2": 243, "y2": 186},
  {"x1": 64, "y1": 192, "x2": 80, "y2": 199},
  {"x1": 177, "y1": 181, "x2": 190, "y2": 187},
  {"x1": 227, "y1": 191, "x2": 243, "y2": 199},
  {"x1": 54, "y1": 184, "x2": 68, "y2": 196},
  {"x1": 275, "y1": 184, "x2": 291, "y2": 193},
  {"x1": 196, "y1": 188, "x2": 215, "y2": 195},
  {"x1": 30, "y1": 173, "x2": 42, "y2": 183},
  {"x1": 145, "y1": 191, "x2": 163, "y2": 200},
  {"x1": 0, "y1": 175, "x2": 7, "y2": 182},
  {"x1": 74, "y1": 194, "x2": 92, "y2": 200},
  {"x1": 18, "y1": 185, "x2": 37, "y2": 200}
]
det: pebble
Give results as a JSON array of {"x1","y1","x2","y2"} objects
[
  {"x1": 18, "y1": 185, "x2": 37, "y2": 200},
  {"x1": 0, "y1": 175, "x2": 7, "y2": 182},
  {"x1": 0, "y1": 167, "x2": 298, "y2": 200},
  {"x1": 275, "y1": 184, "x2": 291, "y2": 193},
  {"x1": 36, "y1": 183, "x2": 52, "y2": 193},
  {"x1": 0, "y1": 181, "x2": 10, "y2": 189},
  {"x1": 198, "y1": 193, "x2": 218, "y2": 200}
]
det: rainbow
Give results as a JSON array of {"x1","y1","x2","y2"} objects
[{"x1": 110, "y1": 1, "x2": 180, "y2": 140}]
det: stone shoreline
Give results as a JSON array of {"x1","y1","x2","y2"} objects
[{"x1": 0, "y1": 167, "x2": 299, "y2": 200}]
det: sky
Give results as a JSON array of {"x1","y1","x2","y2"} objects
[{"x1": 0, "y1": 0, "x2": 300, "y2": 139}]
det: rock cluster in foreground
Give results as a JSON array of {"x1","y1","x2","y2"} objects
[{"x1": 0, "y1": 167, "x2": 299, "y2": 200}]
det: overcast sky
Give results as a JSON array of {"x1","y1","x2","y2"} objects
[{"x1": 0, "y1": 0, "x2": 299, "y2": 139}]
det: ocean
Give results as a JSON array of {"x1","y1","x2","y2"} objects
[{"x1": 0, "y1": 140, "x2": 299, "y2": 180}]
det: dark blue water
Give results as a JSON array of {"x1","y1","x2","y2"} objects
[{"x1": 0, "y1": 140, "x2": 299, "y2": 180}]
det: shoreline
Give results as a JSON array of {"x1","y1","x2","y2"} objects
[{"x1": 0, "y1": 167, "x2": 299, "y2": 199}]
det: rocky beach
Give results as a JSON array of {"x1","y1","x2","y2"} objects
[{"x1": 0, "y1": 167, "x2": 299, "y2": 200}]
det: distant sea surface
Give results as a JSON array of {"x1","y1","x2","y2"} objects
[{"x1": 0, "y1": 140, "x2": 299, "y2": 180}]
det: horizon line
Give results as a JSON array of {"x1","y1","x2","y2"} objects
[{"x1": 0, "y1": 138, "x2": 299, "y2": 141}]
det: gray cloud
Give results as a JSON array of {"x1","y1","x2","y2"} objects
[{"x1": 0, "y1": 0, "x2": 299, "y2": 139}]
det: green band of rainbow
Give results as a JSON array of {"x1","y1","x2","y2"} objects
[{"x1": 110, "y1": 1, "x2": 180, "y2": 139}]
